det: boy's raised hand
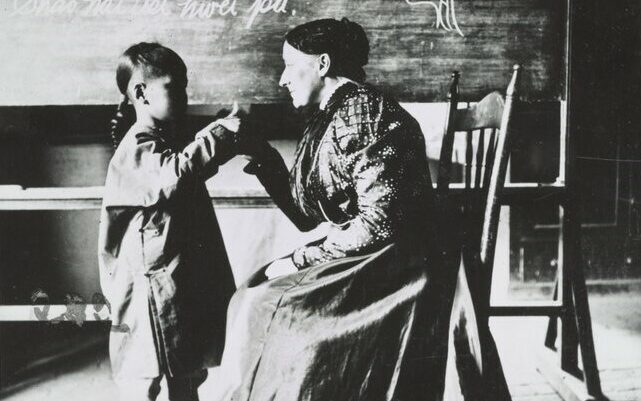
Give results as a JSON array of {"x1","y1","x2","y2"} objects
[
  {"x1": 195, "y1": 102, "x2": 241, "y2": 142},
  {"x1": 215, "y1": 102, "x2": 241, "y2": 133}
]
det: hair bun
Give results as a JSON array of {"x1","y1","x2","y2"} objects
[
  {"x1": 339, "y1": 18, "x2": 369, "y2": 68},
  {"x1": 285, "y1": 18, "x2": 370, "y2": 82}
]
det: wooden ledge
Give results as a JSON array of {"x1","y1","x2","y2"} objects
[{"x1": 0, "y1": 183, "x2": 566, "y2": 210}]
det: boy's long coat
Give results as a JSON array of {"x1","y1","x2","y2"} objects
[{"x1": 98, "y1": 123, "x2": 235, "y2": 378}]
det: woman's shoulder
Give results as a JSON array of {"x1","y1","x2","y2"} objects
[
  {"x1": 333, "y1": 83, "x2": 414, "y2": 126},
  {"x1": 330, "y1": 84, "x2": 419, "y2": 149},
  {"x1": 330, "y1": 84, "x2": 383, "y2": 139},
  {"x1": 333, "y1": 83, "x2": 383, "y2": 117}
]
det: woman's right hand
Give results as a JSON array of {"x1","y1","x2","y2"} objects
[{"x1": 265, "y1": 258, "x2": 298, "y2": 280}]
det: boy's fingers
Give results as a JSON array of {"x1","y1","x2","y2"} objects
[
  {"x1": 228, "y1": 101, "x2": 239, "y2": 117},
  {"x1": 203, "y1": 121, "x2": 221, "y2": 131}
]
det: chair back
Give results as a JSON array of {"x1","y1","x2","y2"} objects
[
  {"x1": 437, "y1": 65, "x2": 521, "y2": 401},
  {"x1": 437, "y1": 65, "x2": 522, "y2": 306}
]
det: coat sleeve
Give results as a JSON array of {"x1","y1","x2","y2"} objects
[
  {"x1": 243, "y1": 143, "x2": 317, "y2": 231},
  {"x1": 291, "y1": 97, "x2": 427, "y2": 269},
  {"x1": 104, "y1": 125, "x2": 236, "y2": 207}
]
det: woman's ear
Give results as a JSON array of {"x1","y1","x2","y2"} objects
[{"x1": 318, "y1": 53, "x2": 331, "y2": 77}]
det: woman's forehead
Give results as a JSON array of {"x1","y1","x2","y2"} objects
[{"x1": 282, "y1": 41, "x2": 317, "y2": 63}]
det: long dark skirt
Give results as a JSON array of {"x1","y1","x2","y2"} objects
[{"x1": 211, "y1": 243, "x2": 510, "y2": 401}]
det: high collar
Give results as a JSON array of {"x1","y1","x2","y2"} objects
[
  {"x1": 133, "y1": 120, "x2": 165, "y2": 133},
  {"x1": 131, "y1": 121, "x2": 182, "y2": 146},
  {"x1": 319, "y1": 78, "x2": 357, "y2": 111}
]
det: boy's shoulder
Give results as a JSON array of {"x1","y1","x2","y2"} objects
[
  {"x1": 123, "y1": 124, "x2": 165, "y2": 144},
  {"x1": 111, "y1": 124, "x2": 169, "y2": 165}
]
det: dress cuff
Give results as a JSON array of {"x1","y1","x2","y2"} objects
[
  {"x1": 241, "y1": 143, "x2": 282, "y2": 175},
  {"x1": 243, "y1": 160, "x2": 262, "y2": 175}
]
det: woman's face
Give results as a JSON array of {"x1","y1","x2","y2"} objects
[{"x1": 279, "y1": 42, "x2": 324, "y2": 108}]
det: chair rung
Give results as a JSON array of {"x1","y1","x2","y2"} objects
[{"x1": 490, "y1": 303, "x2": 563, "y2": 316}]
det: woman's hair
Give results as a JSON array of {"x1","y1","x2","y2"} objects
[
  {"x1": 285, "y1": 18, "x2": 369, "y2": 83},
  {"x1": 109, "y1": 42, "x2": 187, "y2": 149}
]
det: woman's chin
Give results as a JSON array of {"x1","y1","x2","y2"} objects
[
  {"x1": 291, "y1": 99, "x2": 309, "y2": 109},
  {"x1": 288, "y1": 93, "x2": 308, "y2": 109}
]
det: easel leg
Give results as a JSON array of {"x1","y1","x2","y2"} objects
[
  {"x1": 536, "y1": 204, "x2": 604, "y2": 401},
  {"x1": 571, "y1": 253, "x2": 604, "y2": 398}
]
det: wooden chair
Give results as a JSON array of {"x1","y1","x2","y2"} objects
[
  {"x1": 437, "y1": 65, "x2": 521, "y2": 400},
  {"x1": 443, "y1": 65, "x2": 520, "y2": 310}
]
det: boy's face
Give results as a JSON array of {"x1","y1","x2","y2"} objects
[{"x1": 144, "y1": 74, "x2": 188, "y2": 123}]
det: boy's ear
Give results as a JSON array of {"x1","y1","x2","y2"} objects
[
  {"x1": 318, "y1": 53, "x2": 331, "y2": 77},
  {"x1": 134, "y1": 83, "x2": 147, "y2": 103}
]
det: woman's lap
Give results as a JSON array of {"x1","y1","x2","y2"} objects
[{"x1": 213, "y1": 244, "x2": 448, "y2": 401}]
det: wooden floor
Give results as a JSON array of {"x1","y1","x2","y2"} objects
[
  {"x1": 492, "y1": 316, "x2": 641, "y2": 401},
  {"x1": 1, "y1": 314, "x2": 640, "y2": 401}
]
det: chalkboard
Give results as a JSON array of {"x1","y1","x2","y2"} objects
[{"x1": 0, "y1": 0, "x2": 565, "y2": 105}]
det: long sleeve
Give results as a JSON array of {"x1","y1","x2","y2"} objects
[
  {"x1": 103, "y1": 125, "x2": 236, "y2": 208},
  {"x1": 292, "y1": 99, "x2": 428, "y2": 269},
  {"x1": 244, "y1": 143, "x2": 317, "y2": 231}
]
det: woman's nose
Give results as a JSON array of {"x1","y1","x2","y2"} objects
[{"x1": 279, "y1": 70, "x2": 287, "y2": 87}]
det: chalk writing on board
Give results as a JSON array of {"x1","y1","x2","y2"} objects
[
  {"x1": 406, "y1": 0, "x2": 464, "y2": 37},
  {"x1": 246, "y1": 0, "x2": 287, "y2": 29},
  {"x1": 9, "y1": 0, "x2": 289, "y2": 29},
  {"x1": 10, "y1": 0, "x2": 171, "y2": 17},
  {"x1": 178, "y1": 0, "x2": 239, "y2": 18},
  {"x1": 8, "y1": 0, "x2": 462, "y2": 33}
]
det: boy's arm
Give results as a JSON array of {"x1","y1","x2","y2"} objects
[{"x1": 130, "y1": 124, "x2": 236, "y2": 205}]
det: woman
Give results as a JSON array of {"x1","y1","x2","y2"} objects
[{"x1": 213, "y1": 18, "x2": 507, "y2": 401}]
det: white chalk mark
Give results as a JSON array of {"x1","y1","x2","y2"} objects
[
  {"x1": 245, "y1": 0, "x2": 288, "y2": 29},
  {"x1": 178, "y1": 0, "x2": 238, "y2": 19},
  {"x1": 7, "y1": 0, "x2": 457, "y2": 34},
  {"x1": 406, "y1": 0, "x2": 464, "y2": 37}
]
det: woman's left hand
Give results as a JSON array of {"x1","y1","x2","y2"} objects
[{"x1": 265, "y1": 258, "x2": 298, "y2": 280}]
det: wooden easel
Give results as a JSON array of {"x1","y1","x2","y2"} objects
[{"x1": 533, "y1": 1, "x2": 605, "y2": 399}]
